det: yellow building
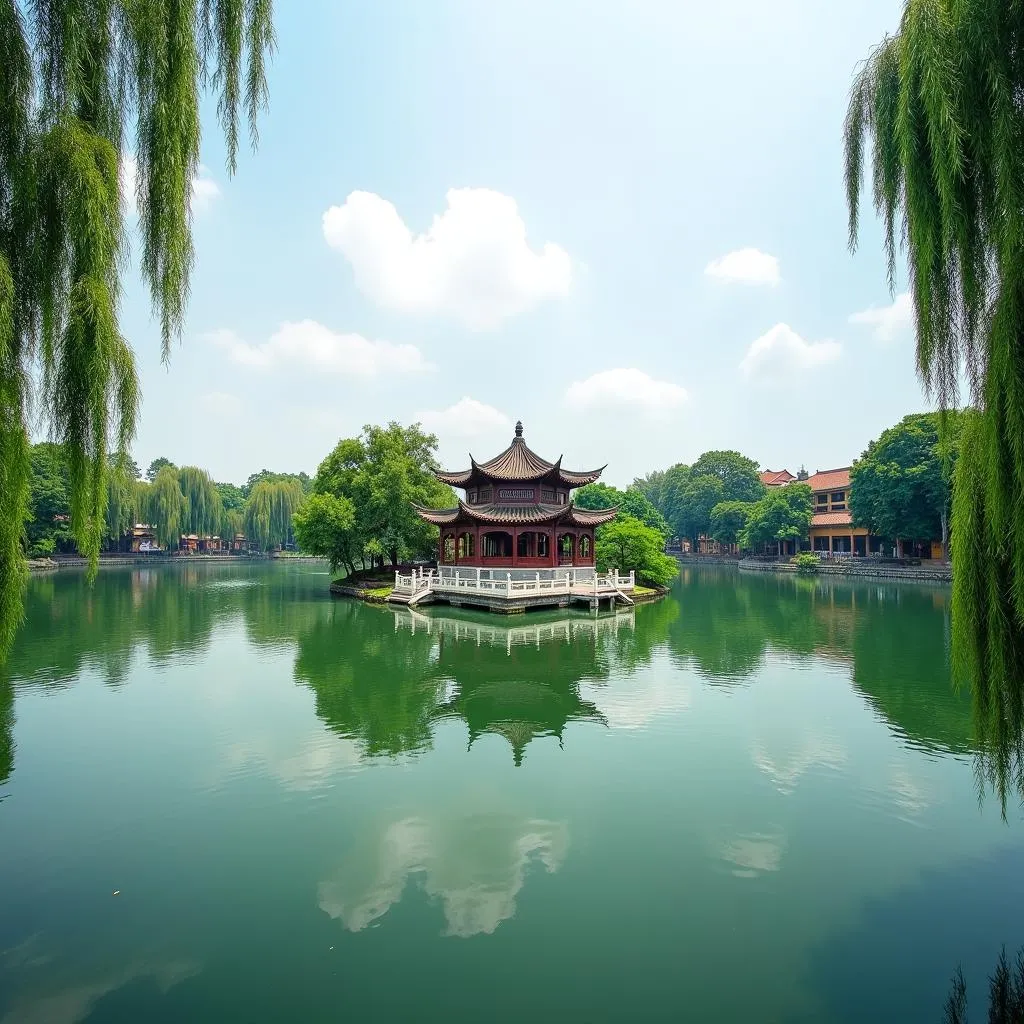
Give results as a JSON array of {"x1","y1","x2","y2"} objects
[{"x1": 805, "y1": 468, "x2": 879, "y2": 556}]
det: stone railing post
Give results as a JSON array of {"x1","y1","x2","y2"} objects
[{"x1": 506, "y1": 572, "x2": 512, "y2": 596}]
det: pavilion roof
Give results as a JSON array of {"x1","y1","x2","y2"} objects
[
  {"x1": 412, "y1": 500, "x2": 618, "y2": 528},
  {"x1": 435, "y1": 421, "x2": 606, "y2": 488}
]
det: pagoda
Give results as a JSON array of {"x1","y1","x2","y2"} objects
[{"x1": 414, "y1": 421, "x2": 617, "y2": 570}]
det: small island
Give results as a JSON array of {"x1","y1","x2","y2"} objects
[{"x1": 390, "y1": 422, "x2": 634, "y2": 613}]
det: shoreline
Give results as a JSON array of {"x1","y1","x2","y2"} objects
[{"x1": 736, "y1": 558, "x2": 952, "y2": 583}]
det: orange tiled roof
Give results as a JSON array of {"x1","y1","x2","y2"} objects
[
  {"x1": 805, "y1": 467, "x2": 851, "y2": 492},
  {"x1": 811, "y1": 510, "x2": 853, "y2": 527},
  {"x1": 760, "y1": 469, "x2": 795, "y2": 486}
]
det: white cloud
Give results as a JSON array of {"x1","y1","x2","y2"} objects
[
  {"x1": 849, "y1": 291, "x2": 914, "y2": 342},
  {"x1": 565, "y1": 368, "x2": 688, "y2": 416},
  {"x1": 191, "y1": 164, "x2": 221, "y2": 211},
  {"x1": 198, "y1": 391, "x2": 243, "y2": 418},
  {"x1": 207, "y1": 320, "x2": 432, "y2": 376},
  {"x1": 322, "y1": 187, "x2": 572, "y2": 329},
  {"x1": 121, "y1": 154, "x2": 221, "y2": 216},
  {"x1": 705, "y1": 248, "x2": 781, "y2": 286},
  {"x1": 738, "y1": 323, "x2": 842, "y2": 381},
  {"x1": 418, "y1": 397, "x2": 512, "y2": 438}
]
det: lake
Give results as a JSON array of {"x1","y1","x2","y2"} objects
[{"x1": 1, "y1": 561, "x2": 1022, "y2": 1023}]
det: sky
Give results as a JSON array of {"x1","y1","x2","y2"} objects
[{"x1": 116, "y1": 0, "x2": 923, "y2": 489}]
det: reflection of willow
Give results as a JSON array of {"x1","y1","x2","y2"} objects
[
  {"x1": 397, "y1": 608, "x2": 624, "y2": 765},
  {"x1": 2, "y1": 566, "x2": 236, "y2": 688},
  {"x1": 670, "y1": 567, "x2": 972, "y2": 754},
  {"x1": 292, "y1": 600, "x2": 446, "y2": 757},
  {"x1": 1, "y1": 679, "x2": 13, "y2": 786}
]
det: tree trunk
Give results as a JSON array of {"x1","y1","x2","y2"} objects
[
  {"x1": 389, "y1": 548, "x2": 398, "y2": 568},
  {"x1": 940, "y1": 507, "x2": 949, "y2": 561}
]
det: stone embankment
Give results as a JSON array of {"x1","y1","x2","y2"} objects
[{"x1": 737, "y1": 559, "x2": 952, "y2": 583}]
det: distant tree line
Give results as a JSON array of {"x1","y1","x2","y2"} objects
[
  {"x1": 631, "y1": 415, "x2": 965, "y2": 559},
  {"x1": 23, "y1": 447, "x2": 312, "y2": 557}
]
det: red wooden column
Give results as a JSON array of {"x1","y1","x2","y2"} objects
[{"x1": 512, "y1": 527, "x2": 519, "y2": 567}]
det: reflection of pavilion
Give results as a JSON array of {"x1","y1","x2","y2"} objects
[{"x1": 393, "y1": 608, "x2": 631, "y2": 764}]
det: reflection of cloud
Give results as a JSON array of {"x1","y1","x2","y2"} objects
[
  {"x1": 2, "y1": 959, "x2": 199, "y2": 1024},
  {"x1": 886, "y1": 763, "x2": 930, "y2": 817},
  {"x1": 752, "y1": 735, "x2": 847, "y2": 795},
  {"x1": 585, "y1": 670, "x2": 691, "y2": 729},
  {"x1": 217, "y1": 729, "x2": 363, "y2": 792},
  {"x1": 720, "y1": 831, "x2": 786, "y2": 878},
  {"x1": 318, "y1": 814, "x2": 568, "y2": 937}
]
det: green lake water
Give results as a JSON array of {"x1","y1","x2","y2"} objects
[{"x1": 1, "y1": 561, "x2": 1022, "y2": 1023}]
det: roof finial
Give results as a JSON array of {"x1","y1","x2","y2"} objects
[{"x1": 515, "y1": 420, "x2": 523, "y2": 438}]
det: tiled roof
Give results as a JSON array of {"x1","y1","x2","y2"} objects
[
  {"x1": 811, "y1": 510, "x2": 853, "y2": 527},
  {"x1": 568, "y1": 506, "x2": 618, "y2": 526},
  {"x1": 413, "y1": 500, "x2": 618, "y2": 528},
  {"x1": 805, "y1": 467, "x2": 851, "y2": 492},
  {"x1": 760, "y1": 469, "x2": 795, "y2": 486},
  {"x1": 435, "y1": 422, "x2": 605, "y2": 488}
]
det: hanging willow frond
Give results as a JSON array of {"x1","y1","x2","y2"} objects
[
  {"x1": 0, "y1": 0, "x2": 275, "y2": 659},
  {"x1": 845, "y1": 0, "x2": 1024, "y2": 811}
]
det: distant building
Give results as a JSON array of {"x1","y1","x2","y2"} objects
[
  {"x1": 759, "y1": 469, "x2": 796, "y2": 488},
  {"x1": 804, "y1": 468, "x2": 879, "y2": 556}
]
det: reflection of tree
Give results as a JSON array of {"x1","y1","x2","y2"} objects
[
  {"x1": 292, "y1": 600, "x2": 444, "y2": 757},
  {"x1": 668, "y1": 567, "x2": 971, "y2": 755},
  {"x1": 849, "y1": 585, "x2": 971, "y2": 754},
  {"x1": 1, "y1": 679, "x2": 13, "y2": 786}
]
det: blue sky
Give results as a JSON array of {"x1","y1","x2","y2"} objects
[{"x1": 118, "y1": 0, "x2": 920, "y2": 488}]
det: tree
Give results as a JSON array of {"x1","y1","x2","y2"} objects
[
  {"x1": 595, "y1": 516, "x2": 679, "y2": 587},
  {"x1": 216, "y1": 482, "x2": 246, "y2": 513},
  {"x1": 739, "y1": 484, "x2": 813, "y2": 553},
  {"x1": 575, "y1": 482, "x2": 670, "y2": 538},
  {"x1": 313, "y1": 423, "x2": 454, "y2": 568},
  {"x1": 674, "y1": 475, "x2": 725, "y2": 548},
  {"x1": 844, "y1": 4, "x2": 1024, "y2": 805},
  {"x1": 244, "y1": 479, "x2": 305, "y2": 551},
  {"x1": 292, "y1": 492, "x2": 358, "y2": 575},
  {"x1": 850, "y1": 413, "x2": 963, "y2": 557},
  {"x1": 0, "y1": 2, "x2": 275, "y2": 658},
  {"x1": 690, "y1": 451, "x2": 765, "y2": 504},
  {"x1": 146, "y1": 465, "x2": 187, "y2": 549},
  {"x1": 178, "y1": 466, "x2": 224, "y2": 537},
  {"x1": 709, "y1": 500, "x2": 754, "y2": 548},
  {"x1": 25, "y1": 443, "x2": 72, "y2": 556},
  {"x1": 145, "y1": 458, "x2": 176, "y2": 483},
  {"x1": 242, "y1": 469, "x2": 311, "y2": 498}
]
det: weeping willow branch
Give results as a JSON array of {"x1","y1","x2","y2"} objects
[
  {"x1": 0, "y1": 0, "x2": 275, "y2": 659},
  {"x1": 845, "y1": 0, "x2": 1024, "y2": 811}
]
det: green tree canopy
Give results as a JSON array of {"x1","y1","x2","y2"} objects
[
  {"x1": 145, "y1": 457, "x2": 176, "y2": 483},
  {"x1": 709, "y1": 500, "x2": 754, "y2": 547},
  {"x1": 574, "y1": 482, "x2": 670, "y2": 538},
  {"x1": 178, "y1": 466, "x2": 224, "y2": 537},
  {"x1": 243, "y1": 469, "x2": 312, "y2": 498},
  {"x1": 216, "y1": 482, "x2": 246, "y2": 513},
  {"x1": 690, "y1": 451, "x2": 765, "y2": 503},
  {"x1": 292, "y1": 493, "x2": 357, "y2": 575},
  {"x1": 850, "y1": 412, "x2": 963, "y2": 552},
  {"x1": 244, "y1": 479, "x2": 305, "y2": 551},
  {"x1": 0, "y1": 0, "x2": 275, "y2": 657},
  {"x1": 844, "y1": 1, "x2": 1024, "y2": 805},
  {"x1": 594, "y1": 516, "x2": 679, "y2": 588},
  {"x1": 739, "y1": 484, "x2": 813, "y2": 552},
  {"x1": 146, "y1": 465, "x2": 187, "y2": 548},
  {"x1": 312, "y1": 422, "x2": 455, "y2": 568},
  {"x1": 674, "y1": 475, "x2": 725, "y2": 546},
  {"x1": 25, "y1": 443, "x2": 72, "y2": 556}
]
